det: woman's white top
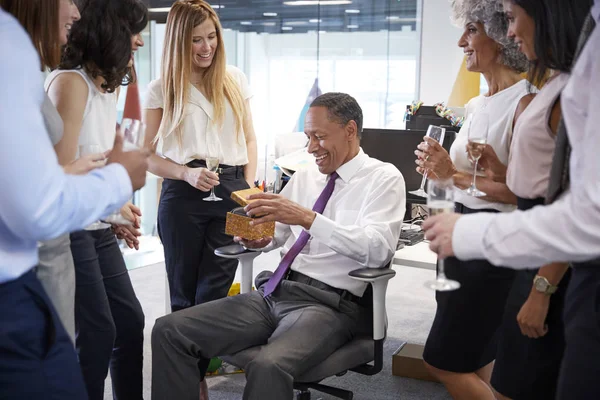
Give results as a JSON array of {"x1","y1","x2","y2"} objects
[
  {"x1": 42, "y1": 93, "x2": 64, "y2": 146},
  {"x1": 45, "y1": 69, "x2": 118, "y2": 155},
  {"x1": 144, "y1": 65, "x2": 253, "y2": 166},
  {"x1": 449, "y1": 79, "x2": 530, "y2": 212}
]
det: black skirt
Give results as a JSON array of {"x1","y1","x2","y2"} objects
[
  {"x1": 491, "y1": 197, "x2": 571, "y2": 400},
  {"x1": 423, "y1": 203, "x2": 516, "y2": 373}
]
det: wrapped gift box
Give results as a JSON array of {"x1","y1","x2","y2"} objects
[{"x1": 225, "y1": 188, "x2": 275, "y2": 240}]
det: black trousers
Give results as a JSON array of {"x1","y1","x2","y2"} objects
[
  {"x1": 0, "y1": 269, "x2": 88, "y2": 399},
  {"x1": 70, "y1": 228, "x2": 145, "y2": 400},
  {"x1": 557, "y1": 258, "x2": 600, "y2": 399},
  {"x1": 158, "y1": 160, "x2": 250, "y2": 312}
]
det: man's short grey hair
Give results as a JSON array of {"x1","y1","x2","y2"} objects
[
  {"x1": 451, "y1": 0, "x2": 529, "y2": 73},
  {"x1": 310, "y1": 92, "x2": 364, "y2": 138}
]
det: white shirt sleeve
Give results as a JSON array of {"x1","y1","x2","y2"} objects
[
  {"x1": 0, "y1": 16, "x2": 132, "y2": 242},
  {"x1": 308, "y1": 172, "x2": 406, "y2": 268},
  {"x1": 227, "y1": 65, "x2": 253, "y2": 100},
  {"x1": 452, "y1": 31, "x2": 600, "y2": 268},
  {"x1": 144, "y1": 79, "x2": 163, "y2": 109}
]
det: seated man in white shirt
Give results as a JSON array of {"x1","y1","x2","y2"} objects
[{"x1": 151, "y1": 92, "x2": 406, "y2": 400}]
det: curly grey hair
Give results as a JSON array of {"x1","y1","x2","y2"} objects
[{"x1": 451, "y1": 0, "x2": 529, "y2": 73}]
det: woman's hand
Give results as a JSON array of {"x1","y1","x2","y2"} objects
[
  {"x1": 120, "y1": 202, "x2": 142, "y2": 228},
  {"x1": 183, "y1": 166, "x2": 220, "y2": 192},
  {"x1": 415, "y1": 136, "x2": 457, "y2": 180},
  {"x1": 517, "y1": 292, "x2": 550, "y2": 338},
  {"x1": 472, "y1": 144, "x2": 508, "y2": 183},
  {"x1": 113, "y1": 224, "x2": 141, "y2": 250},
  {"x1": 63, "y1": 152, "x2": 107, "y2": 175}
]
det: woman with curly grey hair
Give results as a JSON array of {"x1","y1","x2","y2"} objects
[{"x1": 414, "y1": 1, "x2": 534, "y2": 398}]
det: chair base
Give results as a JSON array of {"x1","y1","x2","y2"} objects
[{"x1": 295, "y1": 383, "x2": 353, "y2": 400}]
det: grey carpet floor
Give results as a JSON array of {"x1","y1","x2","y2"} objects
[{"x1": 104, "y1": 252, "x2": 451, "y2": 399}]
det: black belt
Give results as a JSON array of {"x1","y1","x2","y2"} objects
[
  {"x1": 285, "y1": 270, "x2": 362, "y2": 304},
  {"x1": 186, "y1": 159, "x2": 244, "y2": 178}
]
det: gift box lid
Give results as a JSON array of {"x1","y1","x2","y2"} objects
[{"x1": 231, "y1": 187, "x2": 264, "y2": 207}]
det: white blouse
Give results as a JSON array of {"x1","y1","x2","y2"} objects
[
  {"x1": 45, "y1": 69, "x2": 118, "y2": 155},
  {"x1": 144, "y1": 65, "x2": 253, "y2": 166},
  {"x1": 449, "y1": 79, "x2": 530, "y2": 212}
]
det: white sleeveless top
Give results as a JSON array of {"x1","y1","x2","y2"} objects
[
  {"x1": 44, "y1": 69, "x2": 118, "y2": 156},
  {"x1": 144, "y1": 65, "x2": 253, "y2": 166},
  {"x1": 450, "y1": 79, "x2": 531, "y2": 212}
]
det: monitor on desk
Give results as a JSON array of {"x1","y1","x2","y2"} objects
[{"x1": 360, "y1": 128, "x2": 457, "y2": 209}]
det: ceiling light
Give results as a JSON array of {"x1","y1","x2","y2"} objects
[
  {"x1": 347, "y1": 24, "x2": 358, "y2": 28},
  {"x1": 281, "y1": 26, "x2": 293, "y2": 31},
  {"x1": 262, "y1": 22, "x2": 277, "y2": 26},
  {"x1": 284, "y1": 1, "x2": 352, "y2": 5},
  {"x1": 263, "y1": 12, "x2": 278, "y2": 17},
  {"x1": 319, "y1": 30, "x2": 327, "y2": 34},
  {"x1": 345, "y1": 9, "x2": 360, "y2": 14},
  {"x1": 283, "y1": 21, "x2": 309, "y2": 26},
  {"x1": 309, "y1": 19, "x2": 322, "y2": 23},
  {"x1": 149, "y1": 4, "x2": 224, "y2": 12},
  {"x1": 386, "y1": 16, "x2": 417, "y2": 22},
  {"x1": 223, "y1": 28, "x2": 233, "y2": 31},
  {"x1": 240, "y1": 21, "x2": 252, "y2": 26}
]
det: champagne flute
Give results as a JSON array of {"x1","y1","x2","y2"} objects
[
  {"x1": 424, "y1": 179, "x2": 461, "y2": 291},
  {"x1": 79, "y1": 145, "x2": 111, "y2": 230},
  {"x1": 203, "y1": 156, "x2": 222, "y2": 202},
  {"x1": 410, "y1": 125, "x2": 446, "y2": 198},
  {"x1": 464, "y1": 110, "x2": 489, "y2": 197},
  {"x1": 103, "y1": 118, "x2": 146, "y2": 225}
]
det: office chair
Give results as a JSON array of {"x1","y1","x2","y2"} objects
[{"x1": 214, "y1": 244, "x2": 396, "y2": 400}]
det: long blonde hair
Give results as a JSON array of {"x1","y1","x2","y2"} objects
[{"x1": 158, "y1": 0, "x2": 246, "y2": 144}]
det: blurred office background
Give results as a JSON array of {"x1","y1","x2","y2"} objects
[{"x1": 123, "y1": 0, "x2": 469, "y2": 260}]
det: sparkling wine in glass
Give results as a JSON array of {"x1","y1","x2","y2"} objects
[
  {"x1": 203, "y1": 157, "x2": 222, "y2": 202},
  {"x1": 464, "y1": 110, "x2": 489, "y2": 197},
  {"x1": 424, "y1": 179, "x2": 461, "y2": 291},
  {"x1": 410, "y1": 125, "x2": 446, "y2": 198},
  {"x1": 79, "y1": 145, "x2": 111, "y2": 231},
  {"x1": 103, "y1": 119, "x2": 146, "y2": 225}
]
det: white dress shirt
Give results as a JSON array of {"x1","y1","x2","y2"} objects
[
  {"x1": 0, "y1": 10, "x2": 132, "y2": 284},
  {"x1": 264, "y1": 149, "x2": 406, "y2": 296},
  {"x1": 452, "y1": 2, "x2": 600, "y2": 268},
  {"x1": 144, "y1": 65, "x2": 252, "y2": 166}
]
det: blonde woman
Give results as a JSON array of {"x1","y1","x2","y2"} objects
[{"x1": 144, "y1": 0, "x2": 258, "y2": 312}]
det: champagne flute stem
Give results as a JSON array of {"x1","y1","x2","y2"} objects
[
  {"x1": 438, "y1": 258, "x2": 447, "y2": 281},
  {"x1": 210, "y1": 187, "x2": 215, "y2": 198},
  {"x1": 418, "y1": 171, "x2": 428, "y2": 191},
  {"x1": 471, "y1": 159, "x2": 479, "y2": 189}
]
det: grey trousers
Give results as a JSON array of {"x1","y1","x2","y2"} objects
[
  {"x1": 151, "y1": 271, "x2": 370, "y2": 400},
  {"x1": 36, "y1": 234, "x2": 76, "y2": 342}
]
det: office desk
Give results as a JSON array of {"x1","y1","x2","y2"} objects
[{"x1": 392, "y1": 242, "x2": 437, "y2": 270}]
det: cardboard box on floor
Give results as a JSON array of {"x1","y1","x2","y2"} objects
[{"x1": 392, "y1": 342, "x2": 438, "y2": 382}]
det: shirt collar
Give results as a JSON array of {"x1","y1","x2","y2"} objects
[
  {"x1": 593, "y1": 1, "x2": 600, "y2": 22},
  {"x1": 334, "y1": 148, "x2": 367, "y2": 183}
]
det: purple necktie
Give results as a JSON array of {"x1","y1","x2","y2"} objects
[{"x1": 262, "y1": 172, "x2": 339, "y2": 297}]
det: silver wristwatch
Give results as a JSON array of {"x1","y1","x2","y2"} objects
[{"x1": 533, "y1": 275, "x2": 558, "y2": 295}]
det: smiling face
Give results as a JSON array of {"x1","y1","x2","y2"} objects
[
  {"x1": 304, "y1": 106, "x2": 359, "y2": 175},
  {"x1": 457, "y1": 21, "x2": 501, "y2": 73},
  {"x1": 191, "y1": 19, "x2": 218, "y2": 71},
  {"x1": 128, "y1": 32, "x2": 144, "y2": 67},
  {"x1": 58, "y1": 0, "x2": 80, "y2": 46},
  {"x1": 504, "y1": 1, "x2": 537, "y2": 60}
]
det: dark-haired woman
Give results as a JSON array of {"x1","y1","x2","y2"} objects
[
  {"x1": 484, "y1": 0, "x2": 592, "y2": 399},
  {"x1": 45, "y1": 0, "x2": 148, "y2": 398}
]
